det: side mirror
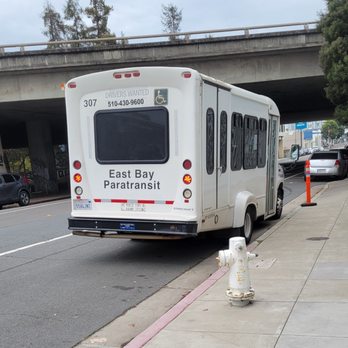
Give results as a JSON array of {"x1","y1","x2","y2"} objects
[{"x1": 290, "y1": 144, "x2": 300, "y2": 161}]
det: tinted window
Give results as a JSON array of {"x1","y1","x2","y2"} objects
[
  {"x1": 231, "y1": 112, "x2": 243, "y2": 171},
  {"x1": 220, "y1": 111, "x2": 227, "y2": 173},
  {"x1": 258, "y1": 118, "x2": 267, "y2": 168},
  {"x1": 206, "y1": 108, "x2": 215, "y2": 175},
  {"x1": 2, "y1": 174, "x2": 15, "y2": 183},
  {"x1": 311, "y1": 152, "x2": 338, "y2": 160},
  {"x1": 95, "y1": 107, "x2": 169, "y2": 164},
  {"x1": 243, "y1": 115, "x2": 258, "y2": 169}
]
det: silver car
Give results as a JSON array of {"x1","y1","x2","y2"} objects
[
  {"x1": 308, "y1": 150, "x2": 348, "y2": 180},
  {"x1": 0, "y1": 173, "x2": 31, "y2": 209}
]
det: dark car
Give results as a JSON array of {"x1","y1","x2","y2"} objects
[{"x1": 0, "y1": 173, "x2": 31, "y2": 209}]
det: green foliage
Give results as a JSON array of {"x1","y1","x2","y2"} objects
[
  {"x1": 85, "y1": 0, "x2": 114, "y2": 39},
  {"x1": 321, "y1": 119, "x2": 345, "y2": 141},
  {"x1": 319, "y1": 0, "x2": 348, "y2": 124},
  {"x1": 64, "y1": 0, "x2": 87, "y2": 40},
  {"x1": 42, "y1": 1, "x2": 66, "y2": 41},
  {"x1": 42, "y1": 0, "x2": 114, "y2": 43},
  {"x1": 4, "y1": 148, "x2": 31, "y2": 174},
  {"x1": 161, "y1": 3, "x2": 182, "y2": 41}
]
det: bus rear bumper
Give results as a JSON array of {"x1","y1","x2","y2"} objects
[{"x1": 68, "y1": 217, "x2": 198, "y2": 239}]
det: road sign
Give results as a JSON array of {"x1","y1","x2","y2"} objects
[
  {"x1": 303, "y1": 129, "x2": 313, "y2": 140},
  {"x1": 296, "y1": 122, "x2": 307, "y2": 130}
]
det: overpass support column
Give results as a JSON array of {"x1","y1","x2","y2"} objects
[{"x1": 26, "y1": 120, "x2": 58, "y2": 194}]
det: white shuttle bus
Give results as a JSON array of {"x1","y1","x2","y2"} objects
[{"x1": 65, "y1": 67, "x2": 283, "y2": 242}]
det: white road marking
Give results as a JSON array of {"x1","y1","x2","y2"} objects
[
  {"x1": 0, "y1": 234, "x2": 72, "y2": 257},
  {"x1": 0, "y1": 199, "x2": 70, "y2": 215}
]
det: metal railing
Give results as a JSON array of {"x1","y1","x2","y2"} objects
[{"x1": 0, "y1": 21, "x2": 318, "y2": 54}]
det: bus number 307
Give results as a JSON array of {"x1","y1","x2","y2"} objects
[{"x1": 83, "y1": 99, "x2": 97, "y2": 107}]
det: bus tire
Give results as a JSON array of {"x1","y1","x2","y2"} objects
[
  {"x1": 271, "y1": 188, "x2": 283, "y2": 220},
  {"x1": 239, "y1": 207, "x2": 254, "y2": 244}
]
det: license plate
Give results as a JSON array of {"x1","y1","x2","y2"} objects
[
  {"x1": 317, "y1": 169, "x2": 326, "y2": 173},
  {"x1": 73, "y1": 199, "x2": 92, "y2": 210},
  {"x1": 120, "y1": 223, "x2": 135, "y2": 231},
  {"x1": 121, "y1": 203, "x2": 145, "y2": 212}
]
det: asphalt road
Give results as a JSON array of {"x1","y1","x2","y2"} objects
[
  {"x1": 0, "y1": 200, "x2": 229, "y2": 347},
  {"x1": 0, "y1": 174, "x2": 320, "y2": 347}
]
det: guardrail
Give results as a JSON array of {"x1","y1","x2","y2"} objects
[{"x1": 0, "y1": 21, "x2": 318, "y2": 54}]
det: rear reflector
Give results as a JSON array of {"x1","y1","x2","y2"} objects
[{"x1": 68, "y1": 82, "x2": 77, "y2": 88}]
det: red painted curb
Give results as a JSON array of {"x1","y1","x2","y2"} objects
[
  {"x1": 124, "y1": 266, "x2": 228, "y2": 348},
  {"x1": 124, "y1": 243, "x2": 257, "y2": 348}
]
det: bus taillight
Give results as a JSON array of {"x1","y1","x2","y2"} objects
[
  {"x1": 74, "y1": 173, "x2": 82, "y2": 183},
  {"x1": 113, "y1": 71, "x2": 141, "y2": 79},
  {"x1": 183, "y1": 189, "x2": 192, "y2": 199},
  {"x1": 73, "y1": 160, "x2": 81, "y2": 170},
  {"x1": 182, "y1": 71, "x2": 192, "y2": 78},
  {"x1": 68, "y1": 82, "x2": 77, "y2": 88},
  {"x1": 183, "y1": 174, "x2": 192, "y2": 185},
  {"x1": 75, "y1": 186, "x2": 83, "y2": 195},
  {"x1": 183, "y1": 159, "x2": 192, "y2": 170}
]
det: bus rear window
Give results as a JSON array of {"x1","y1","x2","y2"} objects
[{"x1": 95, "y1": 107, "x2": 169, "y2": 164}]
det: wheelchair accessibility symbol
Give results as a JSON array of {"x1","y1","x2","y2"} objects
[{"x1": 154, "y1": 89, "x2": 168, "y2": 105}]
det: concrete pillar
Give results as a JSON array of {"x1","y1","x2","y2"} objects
[{"x1": 26, "y1": 119, "x2": 58, "y2": 194}]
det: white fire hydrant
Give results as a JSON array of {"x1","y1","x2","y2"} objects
[{"x1": 217, "y1": 237, "x2": 257, "y2": 307}]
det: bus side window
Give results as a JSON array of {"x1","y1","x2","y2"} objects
[
  {"x1": 206, "y1": 108, "x2": 215, "y2": 175},
  {"x1": 244, "y1": 115, "x2": 258, "y2": 169},
  {"x1": 220, "y1": 111, "x2": 227, "y2": 173},
  {"x1": 231, "y1": 112, "x2": 243, "y2": 171},
  {"x1": 258, "y1": 118, "x2": 267, "y2": 168}
]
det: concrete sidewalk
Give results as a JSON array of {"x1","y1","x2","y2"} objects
[{"x1": 79, "y1": 180, "x2": 348, "y2": 348}]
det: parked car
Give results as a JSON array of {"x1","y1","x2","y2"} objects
[
  {"x1": 0, "y1": 173, "x2": 31, "y2": 209},
  {"x1": 307, "y1": 150, "x2": 348, "y2": 180},
  {"x1": 330, "y1": 147, "x2": 348, "y2": 160}
]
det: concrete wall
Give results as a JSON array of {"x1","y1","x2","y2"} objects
[{"x1": 0, "y1": 30, "x2": 324, "y2": 103}]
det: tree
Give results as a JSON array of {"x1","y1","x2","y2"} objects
[
  {"x1": 42, "y1": 1, "x2": 66, "y2": 42},
  {"x1": 321, "y1": 119, "x2": 344, "y2": 142},
  {"x1": 319, "y1": 0, "x2": 348, "y2": 124},
  {"x1": 161, "y1": 3, "x2": 182, "y2": 41},
  {"x1": 64, "y1": 0, "x2": 87, "y2": 41},
  {"x1": 85, "y1": 0, "x2": 113, "y2": 38}
]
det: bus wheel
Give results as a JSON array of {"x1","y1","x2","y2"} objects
[
  {"x1": 239, "y1": 208, "x2": 254, "y2": 244},
  {"x1": 272, "y1": 189, "x2": 283, "y2": 220}
]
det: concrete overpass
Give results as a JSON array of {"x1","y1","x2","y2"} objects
[{"x1": 0, "y1": 22, "x2": 333, "y2": 192}]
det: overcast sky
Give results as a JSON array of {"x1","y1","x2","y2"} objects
[{"x1": 0, "y1": 0, "x2": 327, "y2": 45}]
